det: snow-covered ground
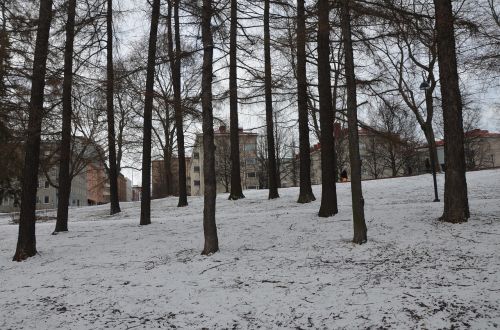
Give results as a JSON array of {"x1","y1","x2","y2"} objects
[{"x1": 1, "y1": 170, "x2": 499, "y2": 329}]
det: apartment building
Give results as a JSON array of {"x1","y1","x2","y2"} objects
[
  {"x1": 190, "y1": 126, "x2": 259, "y2": 196},
  {"x1": 151, "y1": 157, "x2": 192, "y2": 199}
]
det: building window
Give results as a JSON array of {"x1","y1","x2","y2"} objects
[
  {"x1": 247, "y1": 172, "x2": 256, "y2": 178},
  {"x1": 45, "y1": 181, "x2": 50, "y2": 188},
  {"x1": 193, "y1": 152, "x2": 199, "y2": 159},
  {"x1": 244, "y1": 144, "x2": 256, "y2": 152},
  {"x1": 194, "y1": 166, "x2": 200, "y2": 172},
  {"x1": 194, "y1": 180, "x2": 200, "y2": 186},
  {"x1": 246, "y1": 158, "x2": 257, "y2": 165},
  {"x1": 44, "y1": 196, "x2": 49, "y2": 204}
]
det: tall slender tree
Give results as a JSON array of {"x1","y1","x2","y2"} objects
[
  {"x1": 317, "y1": 0, "x2": 337, "y2": 217},
  {"x1": 296, "y1": 0, "x2": 315, "y2": 204},
  {"x1": 140, "y1": 0, "x2": 161, "y2": 226},
  {"x1": 54, "y1": 0, "x2": 77, "y2": 233},
  {"x1": 201, "y1": 0, "x2": 219, "y2": 255},
  {"x1": 167, "y1": 0, "x2": 188, "y2": 207},
  {"x1": 228, "y1": 0, "x2": 244, "y2": 201},
  {"x1": 13, "y1": 0, "x2": 53, "y2": 261},
  {"x1": 340, "y1": 0, "x2": 367, "y2": 244},
  {"x1": 264, "y1": 0, "x2": 279, "y2": 200},
  {"x1": 433, "y1": 0, "x2": 469, "y2": 223},
  {"x1": 106, "y1": 0, "x2": 121, "y2": 215}
]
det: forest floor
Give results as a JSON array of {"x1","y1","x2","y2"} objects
[{"x1": 1, "y1": 169, "x2": 499, "y2": 329}]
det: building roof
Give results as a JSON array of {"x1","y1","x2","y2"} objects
[{"x1": 417, "y1": 129, "x2": 500, "y2": 149}]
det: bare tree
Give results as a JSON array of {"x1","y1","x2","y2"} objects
[
  {"x1": 317, "y1": 0, "x2": 338, "y2": 217},
  {"x1": 296, "y1": 0, "x2": 315, "y2": 203},
  {"x1": 140, "y1": 0, "x2": 161, "y2": 226},
  {"x1": 201, "y1": 0, "x2": 219, "y2": 255},
  {"x1": 13, "y1": 0, "x2": 53, "y2": 261},
  {"x1": 54, "y1": 0, "x2": 77, "y2": 233},
  {"x1": 433, "y1": 0, "x2": 469, "y2": 223},
  {"x1": 167, "y1": 0, "x2": 188, "y2": 207},
  {"x1": 340, "y1": 0, "x2": 366, "y2": 244},
  {"x1": 228, "y1": 0, "x2": 244, "y2": 200},
  {"x1": 264, "y1": 0, "x2": 279, "y2": 200},
  {"x1": 106, "y1": 0, "x2": 121, "y2": 215}
]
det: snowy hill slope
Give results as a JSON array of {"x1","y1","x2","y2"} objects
[{"x1": 1, "y1": 170, "x2": 499, "y2": 329}]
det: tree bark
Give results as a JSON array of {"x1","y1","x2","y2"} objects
[
  {"x1": 317, "y1": 0, "x2": 337, "y2": 217},
  {"x1": 433, "y1": 0, "x2": 469, "y2": 223},
  {"x1": 54, "y1": 0, "x2": 77, "y2": 234},
  {"x1": 140, "y1": 0, "x2": 161, "y2": 226},
  {"x1": 13, "y1": 0, "x2": 53, "y2": 261},
  {"x1": 201, "y1": 0, "x2": 219, "y2": 255},
  {"x1": 264, "y1": 0, "x2": 279, "y2": 200},
  {"x1": 106, "y1": 0, "x2": 121, "y2": 215},
  {"x1": 228, "y1": 0, "x2": 244, "y2": 201},
  {"x1": 340, "y1": 0, "x2": 367, "y2": 244},
  {"x1": 167, "y1": 0, "x2": 188, "y2": 207}
]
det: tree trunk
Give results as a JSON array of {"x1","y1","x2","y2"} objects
[
  {"x1": 54, "y1": 0, "x2": 77, "y2": 234},
  {"x1": 106, "y1": 0, "x2": 121, "y2": 215},
  {"x1": 317, "y1": 0, "x2": 337, "y2": 217},
  {"x1": 140, "y1": 0, "x2": 161, "y2": 226},
  {"x1": 163, "y1": 146, "x2": 173, "y2": 197},
  {"x1": 433, "y1": 0, "x2": 469, "y2": 223},
  {"x1": 228, "y1": 0, "x2": 245, "y2": 201},
  {"x1": 168, "y1": 0, "x2": 188, "y2": 207},
  {"x1": 340, "y1": 0, "x2": 367, "y2": 244},
  {"x1": 201, "y1": 0, "x2": 219, "y2": 255},
  {"x1": 264, "y1": 0, "x2": 279, "y2": 200},
  {"x1": 13, "y1": 0, "x2": 53, "y2": 261}
]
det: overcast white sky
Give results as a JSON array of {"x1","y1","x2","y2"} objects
[{"x1": 115, "y1": 0, "x2": 500, "y2": 185}]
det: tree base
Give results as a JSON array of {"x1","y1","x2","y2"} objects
[
  {"x1": 318, "y1": 206, "x2": 338, "y2": 218},
  {"x1": 439, "y1": 214, "x2": 468, "y2": 224},
  {"x1": 201, "y1": 247, "x2": 219, "y2": 256},
  {"x1": 140, "y1": 217, "x2": 151, "y2": 226},
  {"x1": 52, "y1": 228, "x2": 68, "y2": 235},
  {"x1": 13, "y1": 247, "x2": 37, "y2": 262},
  {"x1": 268, "y1": 191, "x2": 280, "y2": 200},
  {"x1": 110, "y1": 205, "x2": 121, "y2": 215},
  {"x1": 228, "y1": 193, "x2": 245, "y2": 201},
  {"x1": 297, "y1": 192, "x2": 316, "y2": 204},
  {"x1": 177, "y1": 200, "x2": 188, "y2": 208},
  {"x1": 352, "y1": 232, "x2": 367, "y2": 245}
]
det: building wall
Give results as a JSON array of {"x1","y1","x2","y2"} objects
[
  {"x1": 126, "y1": 178, "x2": 133, "y2": 202},
  {"x1": 118, "y1": 174, "x2": 128, "y2": 202},
  {"x1": 309, "y1": 130, "x2": 407, "y2": 184},
  {"x1": 152, "y1": 158, "x2": 192, "y2": 199},
  {"x1": 190, "y1": 129, "x2": 259, "y2": 196},
  {"x1": 87, "y1": 163, "x2": 108, "y2": 205},
  {"x1": 1, "y1": 168, "x2": 88, "y2": 213}
]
